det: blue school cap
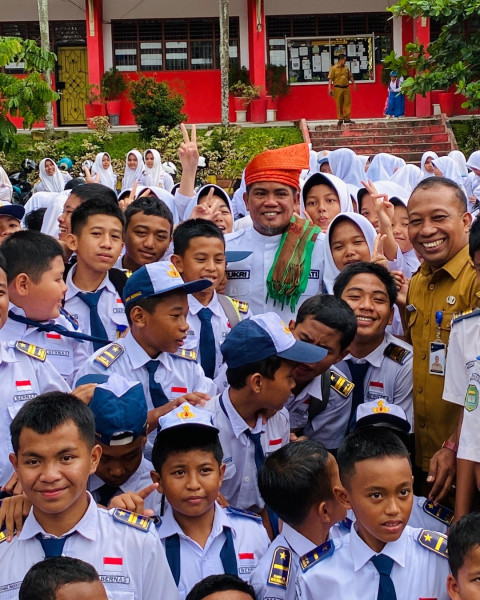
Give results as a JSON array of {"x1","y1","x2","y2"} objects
[
  {"x1": 156, "y1": 402, "x2": 219, "y2": 441},
  {"x1": 354, "y1": 399, "x2": 411, "y2": 433},
  {"x1": 0, "y1": 201, "x2": 25, "y2": 221}
]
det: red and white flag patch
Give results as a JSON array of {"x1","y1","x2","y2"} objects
[
  {"x1": 269, "y1": 438, "x2": 282, "y2": 447},
  {"x1": 171, "y1": 387, "x2": 187, "y2": 394},
  {"x1": 46, "y1": 333, "x2": 62, "y2": 340},
  {"x1": 238, "y1": 552, "x2": 255, "y2": 560},
  {"x1": 16, "y1": 380, "x2": 32, "y2": 392},
  {"x1": 103, "y1": 557, "x2": 123, "y2": 572}
]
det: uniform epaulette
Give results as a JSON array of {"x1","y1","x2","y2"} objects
[
  {"x1": 226, "y1": 505, "x2": 263, "y2": 522},
  {"x1": 0, "y1": 527, "x2": 6, "y2": 544},
  {"x1": 417, "y1": 529, "x2": 448, "y2": 558},
  {"x1": 59, "y1": 307, "x2": 79, "y2": 330},
  {"x1": 300, "y1": 540, "x2": 334, "y2": 572},
  {"x1": 94, "y1": 343, "x2": 124, "y2": 368},
  {"x1": 267, "y1": 546, "x2": 292, "y2": 589},
  {"x1": 330, "y1": 370, "x2": 354, "y2": 398},
  {"x1": 422, "y1": 500, "x2": 454, "y2": 526},
  {"x1": 15, "y1": 341, "x2": 46, "y2": 362},
  {"x1": 384, "y1": 342, "x2": 411, "y2": 365},
  {"x1": 339, "y1": 517, "x2": 353, "y2": 531},
  {"x1": 452, "y1": 307, "x2": 480, "y2": 325},
  {"x1": 171, "y1": 348, "x2": 197, "y2": 361},
  {"x1": 125, "y1": 270, "x2": 133, "y2": 278},
  {"x1": 112, "y1": 508, "x2": 151, "y2": 532},
  {"x1": 230, "y1": 298, "x2": 249, "y2": 314}
]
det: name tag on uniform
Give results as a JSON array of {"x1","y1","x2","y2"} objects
[
  {"x1": 226, "y1": 270, "x2": 250, "y2": 280},
  {"x1": 308, "y1": 270, "x2": 320, "y2": 279}
]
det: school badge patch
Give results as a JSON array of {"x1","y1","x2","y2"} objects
[
  {"x1": 465, "y1": 384, "x2": 479, "y2": 412},
  {"x1": 15, "y1": 341, "x2": 46, "y2": 362}
]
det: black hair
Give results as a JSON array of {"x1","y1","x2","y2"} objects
[
  {"x1": 469, "y1": 213, "x2": 480, "y2": 260},
  {"x1": 337, "y1": 53, "x2": 346, "y2": 60},
  {"x1": 302, "y1": 173, "x2": 338, "y2": 205},
  {"x1": 226, "y1": 354, "x2": 283, "y2": 390},
  {"x1": 258, "y1": 440, "x2": 335, "y2": 526},
  {"x1": 24, "y1": 207, "x2": 47, "y2": 231},
  {"x1": 333, "y1": 261, "x2": 398, "y2": 307},
  {"x1": 69, "y1": 182, "x2": 117, "y2": 204},
  {"x1": 390, "y1": 197, "x2": 407, "y2": 210},
  {"x1": 337, "y1": 427, "x2": 411, "y2": 488},
  {"x1": 1, "y1": 230, "x2": 63, "y2": 283},
  {"x1": 152, "y1": 427, "x2": 223, "y2": 474},
  {"x1": 10, "y1": 391, "x2": 96, "y2": 454},
  {"x1": 173, "y1": 218, "x2": 225, "y2": 256},
  {"x1": 19, "y1": 557, "x2": 101, "y2": 600},
  {"x1": 448, "y1": 512, "x2": 480, "y2": 578},
  {"x1": 64, "y1": 178, "x2": 86, "y2": 191},
  {"x1": 71, "y1": 197, "x2": 125, "y2": 236},
  {"x1": 124, "y1": 195, "x2": 174, "y2": 234},
  {"x1": 0, "y1": 251, "x2": 7, "y2": 275},
  {"x1": 410, "y1": 176, "x2": 467, "y2": 212},
  {"x1": 185, "y1": 575, "x2": 255, "y2": 600},
  {"x1": 296, "y1": 294, "x2": 357, "y2": 351}
]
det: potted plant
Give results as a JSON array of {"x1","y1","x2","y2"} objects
[
  {"x1": 100, "y1": 68, "x2": 127, "y2": 126},
  {"x1": 229, "y1": 81, "x2": 261, "y2": 123},
  {"x1": 266, "y1": 65, "x2": 290, "y2": 121}
]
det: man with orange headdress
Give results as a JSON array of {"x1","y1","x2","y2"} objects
[{"x1": 225, "y1": 143, "x2": 324, "y2": 320}]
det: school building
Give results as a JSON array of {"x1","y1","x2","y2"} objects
[{"x1": 0, "y1": 0, "x2": 468, "y2": 126}]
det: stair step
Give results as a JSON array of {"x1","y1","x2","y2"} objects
[
  {"x1": 311, "y1": 125, "x2": 447, "y2": 138},
  {"x1": 318, "y1": 141, "x2": 452, "y2": 152},
  {"x1": 313, "y1": 118, "x2": 444, "y2": 131},
  {"x1": 310, "y1": 133, "x2": 450, "y2": 145}
]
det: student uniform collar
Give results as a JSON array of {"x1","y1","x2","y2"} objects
[
  {"x1": 418, "y1": 244, "x2": 471, "y2": 281},
  {"x1": 282, "y1": 522, "x2": 318, "y2": 557},
  {"x1": 8, "y1": 303, "x2": 56, "y2": 325},
  {"x1": 222, "y1": 389, "x2": 264, "y2": 439},
  {"x1": 189, "y1": 291, "x2": 223, "y2": 317},
  {"x1": 159, "y1": 501, "x2": 233, "y2": 543},
  {"x1": 18, "y1": 491, "x2": 98, "y2": 542},
  {"x1": 65, "y1": 265, "x2": 113, "y2": 301},
  {"x1": 123, "y1": 331, "x2": 172, "y2": 372},
  {"x1": 343, "y1": 336, "x2": 389, "y2": 369},
  {"x1": 250, "y1": 226, "x2": 283, "y2": 245},
  {"x1": 350, "y1": 522, "x2": 407, "y2": 571},
  {"x1": 89, "y1": 457, "x2": 152, "y2": 494}
]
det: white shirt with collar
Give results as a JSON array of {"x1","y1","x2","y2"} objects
[
  {"x1": 157, "y1": 501, "x2": 270, "y2": 600},
  {"x1": 0, "y1": 304, "x2": 90, "y2": 387},
  {"x1": 0, "y1": 342, "x2": 70, "y2": 486},
  {"x1": 0, "y1": 493, "x2": 179, "y2": 600},
  {"x1": 304, "y1": 333, "x2": 413, "y2": 450},
  {"x1": 89, "y1": 456, "x2": 163, "y2": 515},
  {"x1": 64, "y1": 265, "x2": 128, "y2": 355},
  {"x1": 75, "y1": 331, "x2": 217, "y2": 459},
  {"x1": 204, "y1": 390, "x2": 290, "y2": 511},
  {"x1": 296, "y1": 524, "x2": 449, "y2": 600},
  {"x1": 224, "y1": 227, "x2": 325, "y2": 320}
]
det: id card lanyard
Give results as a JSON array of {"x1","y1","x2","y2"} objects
[{"x1": 429, "y1": 310, "x2": 446, "y2": 377}]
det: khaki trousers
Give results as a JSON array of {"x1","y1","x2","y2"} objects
[{"x1": 333, "y1": 86, "x2": 351, "y2": 121}]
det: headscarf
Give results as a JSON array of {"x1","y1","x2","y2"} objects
[
  {"x1": 245, "y1": 143, "x2": 310, "y2": 191},
  {"x1": 467, "y1": 151, "x2": 480, "y2": 171},
  {"x1": 92, "y1": 152, "x2": 117, "y2": 190},
  {"x1": 389, "y1": 165, "x2": 424, "y2": 196},
  {"x1": 448, "y1": 150, "x2": 468, "y2": 177},
  {"x1": 131, "y1": 185, "x2": 179, "y2": 225},
  {"x1": 372, "y1": 180, "x2": 410, "y2": 205},
  {"x1": 144, "y1": 149, "x2": 165, "y2": 188},
  {"x1": 122, "y1": 150, "x2": 145, "y2": 191},
  {"x1": 184, "y1": 184, "x2": 233, "y2": 220},
  {"x1": 328, "y1": 148, "x2": 366, "y2": 187},
  {"x1": 0, "y1": 166, "x2": 13, "y2": 202},
  {"x1": 432, "y1": 156, "x2": 467, "y2": 195},
  {"x1": 38, "y1": 158, "x2": 66, "y2": 193},
  {"x1": 302, "y1": 172, "x2": 354, "y2": 219},
  {"x1": 40, "y1": 190, "x2": 71, "y2": 238},
  {"x1": 323, "y1": 213, "x2": 377, "y2": 293},
  {"x1": 366, "y1": 153, "x2": 406, "y2": 182},
  {"x1": 420, "y1": 151, "x2": 438, "y2": 177}
]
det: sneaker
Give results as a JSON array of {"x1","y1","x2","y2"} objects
[
  {"x1": 344, "y1": 120, "x2": 355, "y2": 124},
  {"x1": 337, "y1": 120, "x2": 343, "y2": 126},
  {"x1": 385, "y1": 115, "x2": 392, "y2": 119}
]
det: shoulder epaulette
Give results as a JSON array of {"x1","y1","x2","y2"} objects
[
  {"x1": 15, "y1": 341, "x2": 46, "y2": 362},
  {"x1": 226, "y1": 505, "x2": 263, "y2": 522},
  {"x1": 230, "y1": 298, "x2": 249, "y2": 314},
  {"x1": 94, "y1": 343, "x2": 124, "y2": 368},
  {"x1": 339, "y1": 517, "x2": 353, "y2": 531},
  {"x1": 300, "y1": 540, "x2": 334, "y2": 572},
  {"x1": 171, "y1": 348, "x2": 197, "y2": 361},
  {"x1": 125, "y1": 270, "x2": 133, "y2": 278},
  {"x1": 384, "y1": 342, "x2": 411, "y2": 365},
  {"x1": 422, "y1": 500, "x2": 454, "y2": 526},
  {"x1": 0, "y1": 527, "x2": 6, "y2": 544},
  {"x1": 59, "y1": 307, "x2": 79, "y2": 330},
  {"x1": 112, "y1": 508, "x2": 151, "y2": 532},
  {"x1": 452, "y1": 307, "x2": 480, "y2": 325},
  {"x1": 417, "y1": 529, "x2": 448, "y2": 558},
  {"x1": 330, "y1": 370, "x2": 354, "y2": 398},
  {"x1": 268, "y1": 546, "x2": 292, "y2": 589}
]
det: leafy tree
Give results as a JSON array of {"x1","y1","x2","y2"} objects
[
  {"x1": 0, "y1": 36, "x2": 59, "y2": 152},
  {"x1": 386, "y1": 0, "x2": 480, "y2": 109}
]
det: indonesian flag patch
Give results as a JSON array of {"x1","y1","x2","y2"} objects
[
  {"x1": 15, "y1": 380, "x2": 32, "y2": 392},
  {"x1": 46, "y1": 333, "x2": 62, "y2": 340},
  {"x1": 103, "y1": 557, "x2": 123, "y2": 572}
]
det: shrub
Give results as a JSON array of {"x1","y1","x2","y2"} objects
[{"x1": 129, "y1": 77, "x2": 187, "y2": 141}]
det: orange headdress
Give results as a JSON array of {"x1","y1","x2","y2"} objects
[{"x1": 245, "y1": 143, "x2": 310, "y2": 191}]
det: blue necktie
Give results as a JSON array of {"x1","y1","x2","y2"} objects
[
  {"x1": 77, "y1": 290, "x2": 109, "y2": 351},
  {"x1": 198, "y1": 307, "x2": 216, "y2": 379},
  {"x1": 36, "y1": 532, "x2": 73, "y2": 558},
  {"x1": 346, "y1": 359, "x2": 370, "y2": 431},
  {"x1": 244, "y1": 429, "x2": 265, "y2": 471},
  {"x1": 97, "y1": 483, "x2": 121, "y2": 507},
  {"x1": 145, "y1": 360, "x2": 169, "y2": 408},
  {"x1": 371, "y1": 554, "x2": 397, "y2": 600}
]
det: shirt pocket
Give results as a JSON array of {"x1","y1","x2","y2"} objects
[
  {"x1": 221, "y1": 457, "x2": 236, "y2": 481},
  {"x1": 104, "y1": 591, "x2": 135, "y2": 600},
  {"x1": 225, "y1": 267, "x2": 252, "y2": 298}
]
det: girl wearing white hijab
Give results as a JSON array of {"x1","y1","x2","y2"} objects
[
  {"x1": 0, "y1": 166, "x2": 13, "y2": 202},
  {"x1": 144, "y1": 149, "x2": 174, "y2": 192},
  {"x1": 328, "y1": 148, "x2": 366, "y2": 188},
  {"x1": 432, "y1": 156, "x2": 467, "y2": 196},
  {"x1": 302, "y1": 172, "x2": 353, "y2": 233},
  {"x1": 389, "y1": 164, "x2": 424, "y2": 195},
  {"x1": 366, "y1": 153, "x2": 406, "y2": 182},
  {"x1": 420, "y1": 151, "x2": 438, "y2": 177},
  {"x1": 184, "y1": 184, "x2": 234, "y2": 234},
  {"x1": 134, "y1": 184, "x2": 179, "y2": 226},
  {"x1": 121, "y1": 150, "x2": 146, "y2": 192},
  {"x1": 91, "y1": 152, "x2": 117, "y2": 191},
  {"x1": 34, "y1": 158, "x2": 71, "y2": 193}
]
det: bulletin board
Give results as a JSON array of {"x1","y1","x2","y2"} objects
[{"x1": 286, "y1": 34, "x2": 375, "y2": 85}]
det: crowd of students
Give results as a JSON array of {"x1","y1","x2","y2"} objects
[{"x1": 0, "y1": 126, "x2": 480, "y2": 599}]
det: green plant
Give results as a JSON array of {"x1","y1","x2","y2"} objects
[
  {"x1": 100, "y1": 68, "x2": 127, "y2": 101},
  {"x1": 266, "y1": 65, "x2": 290, "y2": 99},
  {"x1": 129, "y1": 76, "x2": 187, "y2": 141},
  {"x1": 228, "y1": 65, "x2": 250, "y2": 88},
  {"x1": 229, "y1": 82, "x2": 261, "y2": 102}
]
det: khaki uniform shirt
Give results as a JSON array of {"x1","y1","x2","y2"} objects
[
  {"x1": 328, "y1": 63, "x2": 351, "y2": 87},
  {"x1": 406, "y1": 245, "x2": 477, "y2": 471}
]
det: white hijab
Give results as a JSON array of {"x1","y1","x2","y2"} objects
[
  {"x1": 0, "y1": 166, "x2": 12, "y2": 202},
  {"x1": 448, "y1": 150, "x2": 468, "y2": 177},
  {"x1": 328, "y1": 148, "x2": 366, "y2": 187},
  {"x1": 389, "y1": 165, "x2": 424, "y2": 196},
  {"x1": 432, "y1": 156, "x2": 467, "y2": 195},
  {"x1": 420, "y1": 151, "x2": 438, "y2": 177},
  {"x1": 144, "y1": 149, "x2": 164, "y2": 186},
  {"x1": 323, "y1": 212, "x2": 377, "y2": 293},
  {"x1": 92, "y1": 152, "x2": 117, "y2": 190},
  {"x1": 39, "y1": 158, "x2": 66, "y2": 193},
  {"x1": 366, "y1": 153, "x2": 406, "y2": 182},
  {"x1": 467, "y1": 151, "x2": 480, "y2": 171},
  {"x1": 122, "y1": 150, "x2": 145, "y2": 191},
  {"x1": 302, "y1": 172, "x2": 354, "y2": 219},
  {"x1": 134, "y1": 185, "x2": 179, "y2": 225}
]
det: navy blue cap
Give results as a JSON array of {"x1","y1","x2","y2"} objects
[
  {"x1": 225, "y1": 250, "x2": 252, "y2": 263},
  {"x1": 0, "y1": 201, "x2": 25, "y2": 220}
]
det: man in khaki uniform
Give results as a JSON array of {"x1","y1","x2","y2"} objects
[{"x1": 328, "y1": 54, "x2": 356, "y2": 125}]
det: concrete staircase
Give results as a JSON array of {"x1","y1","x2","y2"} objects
[{"x1": 307, "y1": 115, "x2": 458, "y2": 164}]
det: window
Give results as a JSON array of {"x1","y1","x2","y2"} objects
[{"x1": 112, "y1": 17, "x2": 240, "y2": 72}]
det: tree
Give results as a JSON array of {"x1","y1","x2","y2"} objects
[
  {"x1": 219, "y1": 0, "x2": 230, "y2": 126},
  {"x1": 386, "y1": 0, "x2": 480, "y2": 109},
  {"x1": 37, "y1": 0, "x2": 54, "y2": 135},
  {"x1": 0, "y1": 37, "x2": 59, "y2": 152}
]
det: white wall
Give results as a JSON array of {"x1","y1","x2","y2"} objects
[
  {"x1": 1, "y1": 0, "x2": 85, "y2": 21},
  {"x1": 265, "y1": 0, "x2": 391, "y2": 14}
]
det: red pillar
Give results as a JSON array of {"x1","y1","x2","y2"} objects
[
  {"x1": 413, "y1": 16, "x2": 431, "y2": 117},
  {"x1": 247, "y1": 0, "x2": 266, "y2": 95},
  {"x1": 85, "y1": 0, "x2": 104, "y2": 89}
]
